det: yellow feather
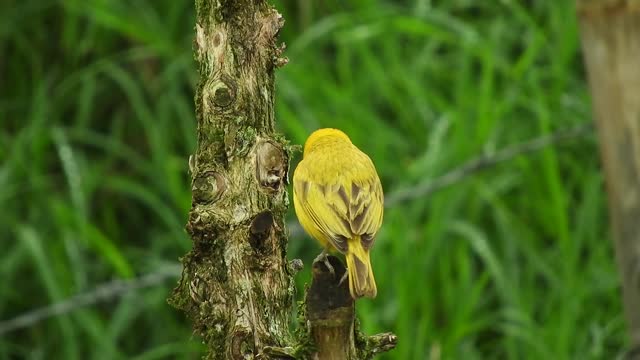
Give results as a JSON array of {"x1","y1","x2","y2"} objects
[{"x1": 293, "y1": 128, "x2": 383, "y2": 299}]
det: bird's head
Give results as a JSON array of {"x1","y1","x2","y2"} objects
[{"x1": 303, "y1": 128, "x2": 352, "y2": 156}]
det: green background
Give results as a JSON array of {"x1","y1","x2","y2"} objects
[{"x1": 0, "y1": 0, "x2": 626, "y2": 359}]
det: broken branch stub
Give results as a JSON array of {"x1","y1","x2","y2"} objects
[{"x1": 305, "y1": 255, "x2": 398, "y2": 360}]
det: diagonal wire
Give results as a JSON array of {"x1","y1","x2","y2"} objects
[
  {"x1": 385, "y1": 123, "x2": 594, "y2": 206},
  {"x1": 0, "y1": 123, "x2": 594, "y2": 335},
  {"x1": 0, "y1": 265, "x2": 181, "y2": 336}
]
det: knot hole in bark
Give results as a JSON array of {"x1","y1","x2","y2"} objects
[
  {"x1": 256, "y1": 140, "x2": 288, "y2": 191},
  {"x1": 249, "y1": 210, "x2": 273, "y2": 249},
  {"x1": 209, "y1": 75, "x2": 236, "y2": 109},
  {"x1": 192, "y1": 171, "x2": 226, "y2": 204}
]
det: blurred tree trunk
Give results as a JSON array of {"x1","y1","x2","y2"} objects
[
  {"x1": 576, "y1": 0, "x2": 640, "y2": 355},
  {"x1": 168, "y1": 0, "x2": 294, "y2": 358}
]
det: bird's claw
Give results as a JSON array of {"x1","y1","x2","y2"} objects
[
  {"x1": 338, "y1": 270, "x2": 348, "y2": 287},
  {"x1": 314, "y1": 250, "x2": 335, "y2": 277}
]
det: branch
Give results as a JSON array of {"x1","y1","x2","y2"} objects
[
  {"x1": 306, "y1": 255, "x2": 356, "y2": 358},
  {"x1": 361, "y1": 332, "x2": 398, "y2": 357},
  {"x1": 303, "y1": 255, "x2": 397, "y2": 359},
  {"x1": 0, "y1": 265, "x2": 180, "y2": 336}
]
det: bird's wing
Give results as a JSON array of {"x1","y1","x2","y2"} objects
[
  {"x1": 293, "y1": 155, "x2": 383, "y2": 253},
  {"x1": 344, "y1": 171, "x2": 384, "y2": 249}
]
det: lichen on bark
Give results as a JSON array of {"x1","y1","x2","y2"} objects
[{"x1": 168, "y1": 0, "x2": 291, "y2": 358}]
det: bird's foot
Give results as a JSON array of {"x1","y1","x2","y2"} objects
[
  {"x1": 338, "y1": 270, "x2": 348, "y2": 287},
  {"x1": 314, "y1": 250, "x2": 335, "y2": 277}
]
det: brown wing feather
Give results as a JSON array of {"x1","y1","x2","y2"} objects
[{"x1": 346, "y1": 177, "x2": 383, "y2": 249}]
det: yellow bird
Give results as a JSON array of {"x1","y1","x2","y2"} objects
[{"x1": 293, "y1": 128, "x2": 384, "y2": 299}]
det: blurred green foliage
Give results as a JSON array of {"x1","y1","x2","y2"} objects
[{"x1": 0, "y1": 0, "x2": 626, "y2": 359}]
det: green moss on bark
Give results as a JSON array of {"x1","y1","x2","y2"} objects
[{"x1": 169, "y1": 0, "x2": 292, "y2": 358}]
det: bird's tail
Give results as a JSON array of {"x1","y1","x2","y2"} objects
[{"x1": 346, "y1": 238, "x2": 377, "y2": 299}]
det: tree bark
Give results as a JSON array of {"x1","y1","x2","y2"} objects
[
  {"x1": 168, "y1": 0, "x2": 293, "y2": 358},
  {"x1": 169, "y1": 1, "x2": 397, "y2": 358},
  {"x1": 307, "y1": 256, "x2": 357, "y2": 359},
  {"x1": 576, "y1": 0, "x2": 640, "y2": 356}
]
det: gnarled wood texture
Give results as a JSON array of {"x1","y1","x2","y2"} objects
[
  {"x1": 169, "y1": 1, "x2": 397, "y2": 358},
  {"x1": 168, "y1": 1, "x2": 293, "y2": 358}
]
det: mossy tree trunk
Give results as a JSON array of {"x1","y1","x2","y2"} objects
[
  {"x1": 169, "y1": 1, "x2": 397, "y2": 359},
  {"x1": 576, "y1": 0, "x2": 640, "y2": 356},
  {"x1": 169, "y1": 0, "x2": 293, "y2": 358}
]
